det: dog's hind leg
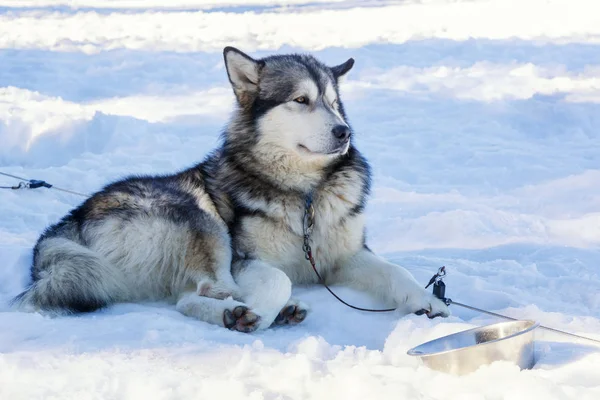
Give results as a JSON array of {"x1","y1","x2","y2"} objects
[
  {"x1": 176, "y1": 227, "x2": 263, "y2": 332},
  {"x1": 232, "y1": 260, "x2": 292, "y2": 330}
]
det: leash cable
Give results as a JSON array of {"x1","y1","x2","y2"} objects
[
  {"x1": 304, "y1": 197, "x2": 600, "y2": 344},
  {"x1": 449, "y1": 300, "x2": 600, "y2": 345},
  {"x1": 4, "y1": 172, "x2": 599, "y2": 345},
  {"x1": 302, "y1": 193, "x2": 397, "y2": 313},
  {"x1": 428, "y1": 267, "x2": 600, "y2": 346},
  {"x1": 0, "y1": 171, "x2": 89, "y2": 198}
]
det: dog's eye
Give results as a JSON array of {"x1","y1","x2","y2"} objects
[{"x1": 294, "y1": 96, "x2": 308, "y2": 104}]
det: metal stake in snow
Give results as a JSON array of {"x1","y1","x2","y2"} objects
[{"x1": 428, "y1": 266, "x2": 600, "y2": 346}]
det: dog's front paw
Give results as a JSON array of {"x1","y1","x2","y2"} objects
[
  {"x1": 407, "y1": 290, "x2": 451, "y2": 319},
  {"x1": 272, "y1": 299, "x2": 309, "y2": 326},
  {"x1": 223, "y1": 305, "x2": 261, "y2": 333}
]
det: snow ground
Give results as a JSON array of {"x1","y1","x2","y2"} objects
[{"x1": 1, "y1": 0, "x2": 600, "y2": 399}]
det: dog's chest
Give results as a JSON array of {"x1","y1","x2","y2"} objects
[{"x1": 236, "y1": 181, "x2": 366, "y2": 283}]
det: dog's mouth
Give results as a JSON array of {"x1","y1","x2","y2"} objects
[{"x1": 298, "y1": 143, "x2": 348, "y2": 156}]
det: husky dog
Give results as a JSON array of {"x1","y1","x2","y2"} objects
[{"x1": 14, "y1": 47, "x2": 449, "y2": 331}]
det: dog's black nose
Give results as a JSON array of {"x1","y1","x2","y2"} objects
[{"x1": 332, "y1": 125, "x2": 351, "y2": 141}]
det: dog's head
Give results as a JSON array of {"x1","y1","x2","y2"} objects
[{"x1": 223, "y1": 47, "x2": 354, "y2": 158}]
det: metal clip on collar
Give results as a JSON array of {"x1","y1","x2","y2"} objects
[
  {"x1": 302, "y1": 195, "x2": 315, "y2": 261},
  {"x1": 303, "y1": 195, "x2": 315, "y2": 235}
]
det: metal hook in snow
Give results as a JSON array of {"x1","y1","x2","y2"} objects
[{"x1": 427, "y1": 267, "x2": 600, "y2": 345}]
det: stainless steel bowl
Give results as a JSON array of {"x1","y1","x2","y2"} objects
[{"x1": 407, "y1": 320, "x2": 539, "y2": 375}]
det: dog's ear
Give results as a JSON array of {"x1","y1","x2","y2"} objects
[
  {"x1": 331, "y1": 58, "x2": 354, "y2": 80},
  {"x1": 223, "y1": 47, "x2": 262, "y2": 101}
]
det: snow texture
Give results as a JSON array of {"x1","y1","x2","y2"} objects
[{"x1": 1, "y1": 1, "x2": 600, "y2": 399}]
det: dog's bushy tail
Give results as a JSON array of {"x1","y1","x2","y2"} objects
[{"x1": 12, "y1": 237, "x2": 124, "y2": 313}]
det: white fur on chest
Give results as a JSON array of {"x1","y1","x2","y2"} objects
[{"x1": 238, "y1": 173, "x2": 367, "y2": 284}]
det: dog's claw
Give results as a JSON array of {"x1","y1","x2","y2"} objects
[
  {"x1": 412, "y1": 294, "x2": 450, "y2": 319},
  {"x1": 224, "y1": 306, "x2": 261, "y2": 333}
]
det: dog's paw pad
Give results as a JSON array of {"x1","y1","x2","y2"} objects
[
  {"x1": 223, "y1": 306, "x2": 261, "y2": 333},
  {"x1": 427, "y1": 311, "x2": 446, "y2": 319},
  {"x1": 273, "y1": 303, "x2": 308, "y2": 326}
]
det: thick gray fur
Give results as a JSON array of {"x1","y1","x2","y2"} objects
[{"x1": 13, "y1": 47, "x2": 449, "y2": 331}]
